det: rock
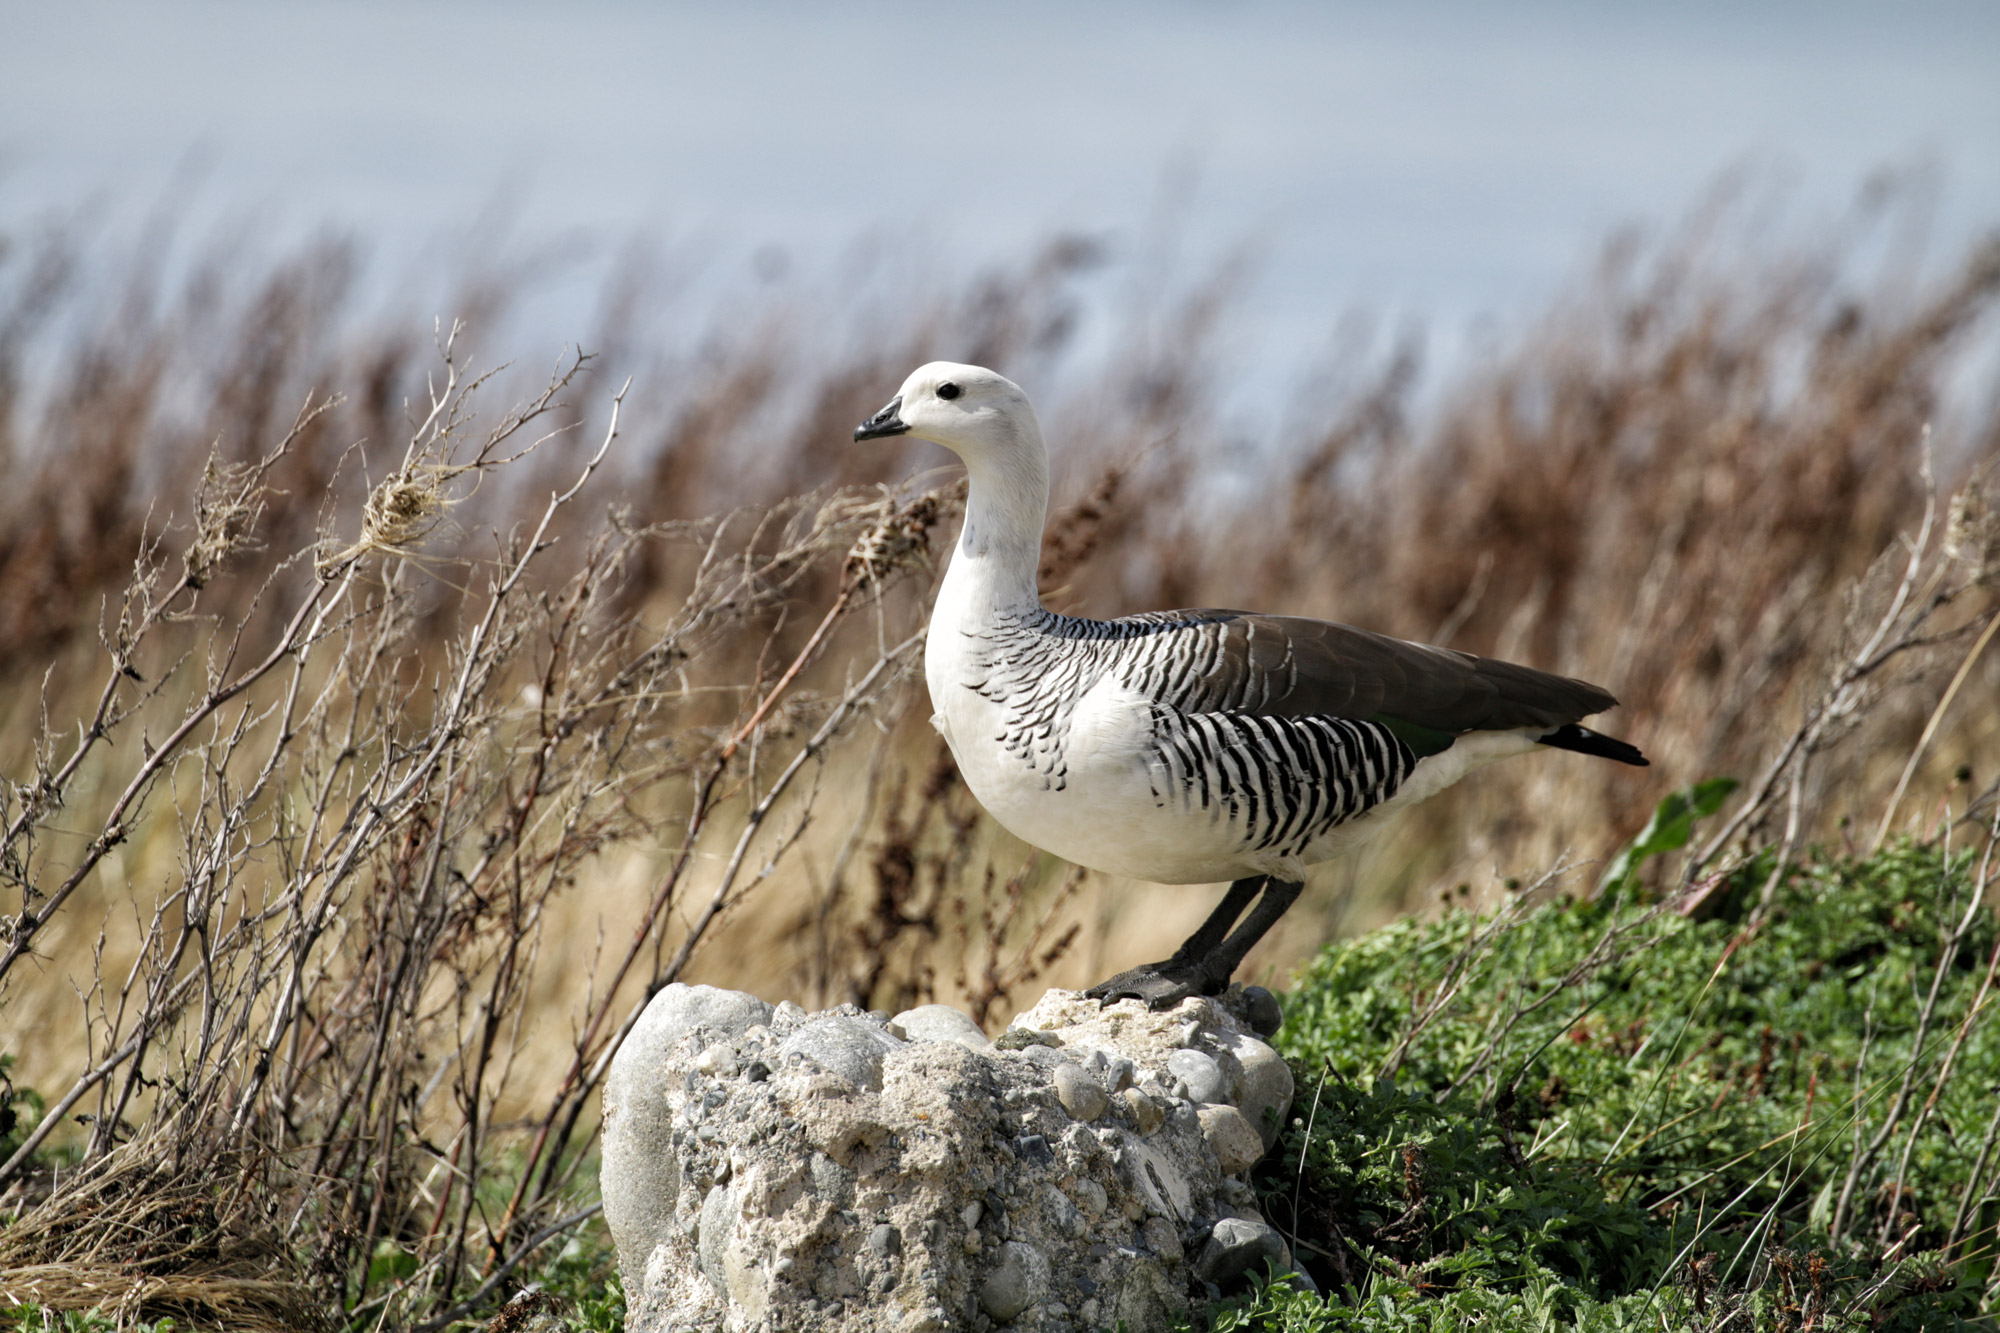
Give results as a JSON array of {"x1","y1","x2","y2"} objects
[
  {"x1": 1045, "y1": 1184, "x2": 1086, "y2": 1237},
  {"x1": 808, "y1": 1150, "x2": 853, "y2": 1206},
  {"x1": 604, "y1": 985, "x2": 1292, "y2": 1333},
  {"x1": 1167, "y1": 1049, "x2": 1227, "y2": 1105},
  {"x1": 1120, "y1": 1138, "x2": 1193, "y2": 1220},
  {"x1": 980, "y1": 1240, "x2": 1049, "y2": 1322},
  {"x1": 1223, "y1": 1030, "x2": 1296, "y2": 1151},
  {"x1": 1140, "y1": 1215, "x2": 1182, "y2": 1264},
  {"x1": 1239, "y1": 985, "x2": 1284, "y2": 1037},
  {"x1": 693, "y1": 1043, "x2": 739, "y2": 1077},
  {"x1": 1194, "y1": 1216, "x2": 1289, "y2": 1287},
  {"x1": 776, "y1": 1014, "x2": 903, "y2": 1091},
  {"x1": 1053, "y1": 1061, "x2": 1108, "y2": 1121},
  {"x1": 1216, "y1": 1176, "x2": 1259, "y2": 1213},
  {"x1": 1018, "y1": 1043, "x2": 1067, "y2": 1072},
  {"x1": 890, "y1": 1003, "x2": 992, "y2": 1049},
  {"x1": 600, "y1": 984, "x2": 771, "y2": 1287},
  {"x1": 696, "y1": 1183, "x2": 734, "y2": 1292},
  {"x1": 1121, "y1": 1086, "x2": 1166, "y2": 1136},
  {"x1": 1198, "y1": 1104, "x2": 1267, "y2": 1176}
]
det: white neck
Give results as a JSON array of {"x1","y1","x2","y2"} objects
[{"x1": 936, "y1": 422, "x2": 1050, "y2": 621}]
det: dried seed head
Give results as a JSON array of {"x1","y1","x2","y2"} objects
[
  {"x1": 843, "y1": 480, "x2": 964, "y2": 586},
  {"x1": 319, "y1": 461, "x2": 464, "y2": 574},
  {"x1": 184, "y1": 452, "x2": 268, "y2": 588}
]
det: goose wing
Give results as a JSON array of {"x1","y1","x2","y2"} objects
[{"x1": 1114, "y1": 608, "x2": 1642, "y2": 762}]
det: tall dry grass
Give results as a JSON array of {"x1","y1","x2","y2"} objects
[{"x1": 0, "y1": 182, "x2": 1996, "y2": 1325}]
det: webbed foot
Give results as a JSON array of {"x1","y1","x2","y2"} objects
[{"x1": 1085, "y1": 961, "x2": 1227, "y2": 1010}]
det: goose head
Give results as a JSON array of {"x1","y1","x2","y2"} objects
[{"x1": 853, "y1": 362, "x2": 1045, "y2": 469}]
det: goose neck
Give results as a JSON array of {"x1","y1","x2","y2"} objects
[{"x1": 946, "y1": 447, "x2": 1048, "y2": 617}]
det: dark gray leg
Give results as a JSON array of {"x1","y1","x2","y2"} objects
[
  {"x1": 1202, "y1": 878, "x2": 1302, "y2": 980},
  {"x1": 1085, "y1": 876, "x2": 1301, "y2": 1010},
  {"x1": 1164, "y1": 876, "x2": 1265, "y2": 965}
]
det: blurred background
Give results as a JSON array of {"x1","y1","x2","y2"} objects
[
  {"x1": 4, "y1": 0, "x2": 2000, "y2": 1170},
  {"x1": 8, "y1": 0, "x2": 1998, "y2": 418},
  {"x1": 4, "y1": 4, "x2": 2000, "y2": 1322}
]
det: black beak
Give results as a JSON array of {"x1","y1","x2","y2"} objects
[{"x1": 853, "y1": 395, "x2": 909, "y2": 441}]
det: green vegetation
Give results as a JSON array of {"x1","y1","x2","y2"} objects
[{"x1": 1216, "y1": 825, "x2": 2000, "y2": 1330}]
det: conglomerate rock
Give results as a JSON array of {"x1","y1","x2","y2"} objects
[{"x1": 601, "y1": 984, "x2": 1300, "y2": 1333}]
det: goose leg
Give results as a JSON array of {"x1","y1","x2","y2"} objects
[
  {"x1": 1200, "y1": 876, "x2": 1302, "y2": 985},
  {"x1": 1086, "y1": 875, "x2": 1288, "y2": 1009}
]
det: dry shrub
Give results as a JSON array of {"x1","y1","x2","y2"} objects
[
  {"x1": 0, "y1": 340, "x2": 978, "y2": 1325},
  {"x1": 0, "y1": 181, "x2": 1997, "y2": 1324}
]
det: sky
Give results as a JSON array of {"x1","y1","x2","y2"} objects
[{"x1": 2, "y1": 0, "x2": 1996, "y2": 401}]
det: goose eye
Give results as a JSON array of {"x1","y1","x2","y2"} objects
[{"x1": 937, "y1": 382, "x2": 961, "y2": 401}]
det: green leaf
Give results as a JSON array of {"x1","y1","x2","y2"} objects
[
  {"x1": 366, "y1": 1240, "x2": 419, "y2": 1288},
  {"x1": 1599, "y1": 776, "x2": 1738, "y2": 897}
]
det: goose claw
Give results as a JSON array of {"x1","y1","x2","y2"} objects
[{"x1": 1085, "y1": 962, "x2": 1226, "y2": 1010}]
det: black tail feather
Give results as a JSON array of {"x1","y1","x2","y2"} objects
[{"x1": 1538, "y1": 722, "x2": 1648, "y2": 767}]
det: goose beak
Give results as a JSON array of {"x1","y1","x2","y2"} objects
[{"x1": 853, "y1": 395, "x2": 909, "y2": 441}]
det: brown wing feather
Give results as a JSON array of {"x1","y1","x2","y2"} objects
[{"x1": 1148, "y1": 609, "x2": 1618, "y2": 734}]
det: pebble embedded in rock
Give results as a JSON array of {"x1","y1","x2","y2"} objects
[
  {"x1": 1223, "y1": 1031, "x2": 1295, "y2": 1151},
  {"x1": 776, "y1": 1014, "x2": 904, "y2": 1091},
  {"x1": 1193, "y1": 1216, "x2": 1288, "y2": 1286},
  {"x1": 890, "y1": 1004, "x2": 993, "y2": 1049},
  {"x1": 1122, "y1": 1087, "x2": 1165, "y2": 1136},
  {"x1": 1053, "y1": 1062, "x2": 1108, "y2": 1121},
  {"x1": 1240, "y1": 986, "x2": 1284, "y2": 1037},
  {"x1": 1197, "y1": 1104, "x2": 1266, "y2": 1176},
  {"x1": 697, "y1": 1183, "x2": 734, "y2": 1292},
  {"x1": 1140, "y1": 1215, "x2": 1182, "y2": 1264},
  {"x1": 1167, "y1": 1049, "x2": 1226, "y2": 1105},
  {"x1": 600, "y1": 983, "x2": 772, "y2": 1290},
  {"x1": 1071, "y1": 1178, "x2": 1107, "y2": 1218},
  {"x1": 980, "y1": 1240, "x2": 1049, "y2": 1323},
  {"x1": 1045, "y1": 1185, "x2": 1086, "y2": 1238},
  {"x1": 868, "y1": 1223, "x2": 902, "y2": 1258},
  {"x1": 693, "y1": 1043, "x2": 738, "y2": 1077}
]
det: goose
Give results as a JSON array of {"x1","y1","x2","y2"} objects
[{"x1": 854, "y1": 362, "x2": 1647, "y2": 1010}]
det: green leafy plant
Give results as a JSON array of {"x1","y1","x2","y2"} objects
[{"x1": 1234, "y1": 828, "x2": 2000, "y2": 1331}]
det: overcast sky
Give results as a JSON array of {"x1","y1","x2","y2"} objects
[{"x1": 3, "y1": 0, "x2": 1996, "y2": 395}]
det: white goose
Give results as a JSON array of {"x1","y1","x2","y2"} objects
[{"x1": 855, "y1": 362, "x2": 1646, "y2": 1009}]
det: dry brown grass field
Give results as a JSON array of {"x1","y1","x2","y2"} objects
[{"x1": 0, "y1": 186, "x2": 1996, "y2": 1326}]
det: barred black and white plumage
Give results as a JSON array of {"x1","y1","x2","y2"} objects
[
  {"x1": 854, "y1": 361, "x2": 1650, "y2": 1009},
  {"x1": 964, "y1": 608, "x2": 1422, "y2": 861}
]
